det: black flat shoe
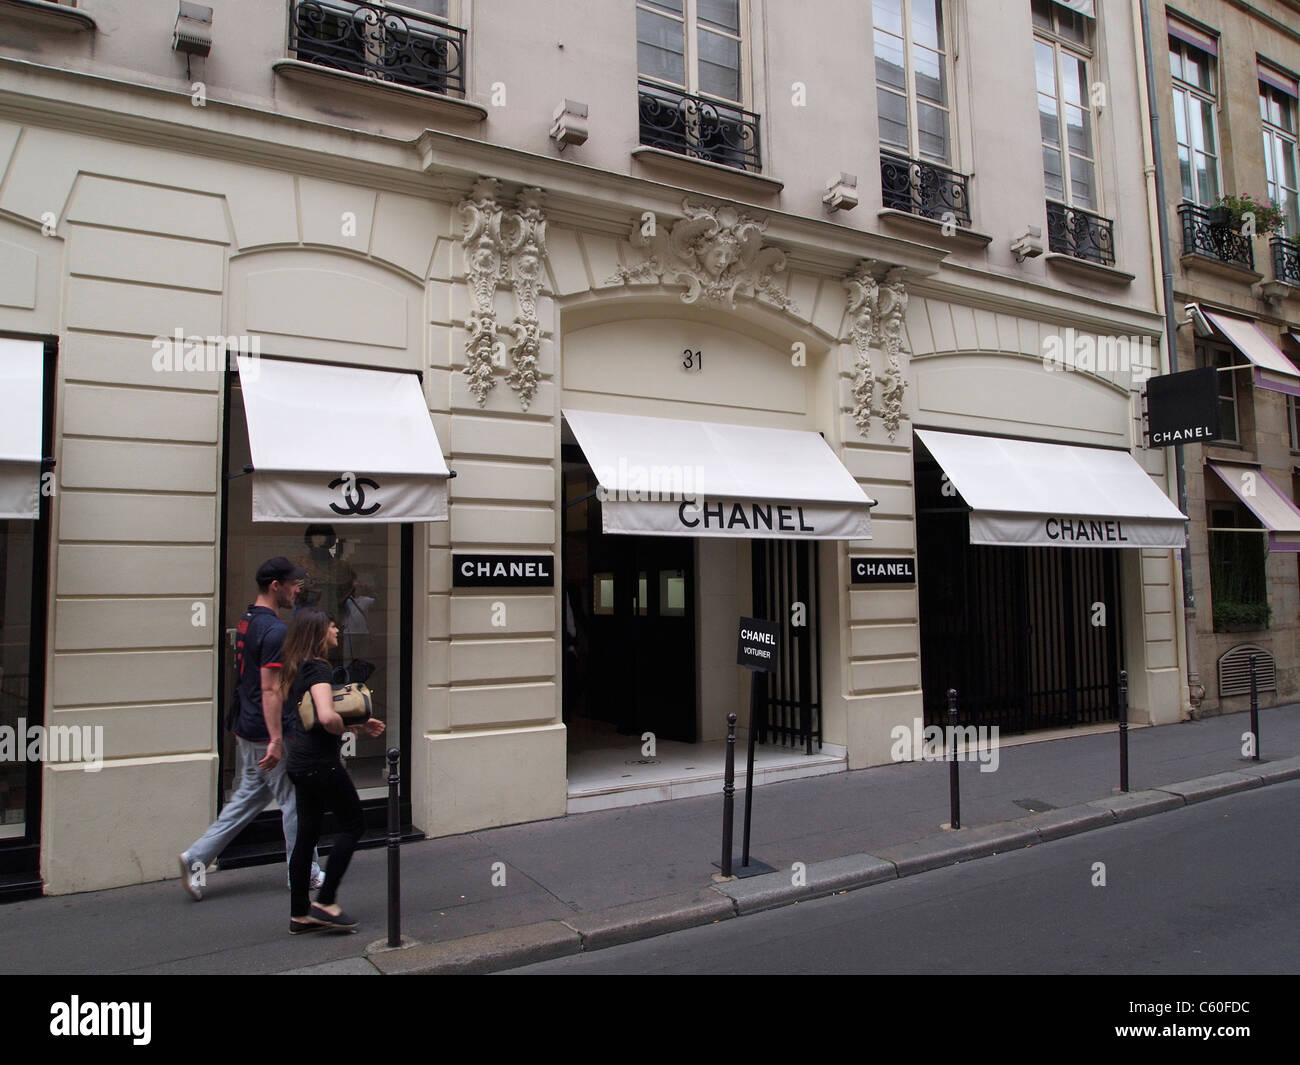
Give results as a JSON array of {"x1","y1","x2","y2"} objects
[
  {"x1": 289, "y1": 918, "x2": 324, "y2": 935},
  {"x1": 309, "y1": 903, "x2": 358, "y2": 931}
]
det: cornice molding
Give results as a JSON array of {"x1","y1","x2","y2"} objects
[{"x1": 0, "y1": 0, "x2": 94, "y2": 32}]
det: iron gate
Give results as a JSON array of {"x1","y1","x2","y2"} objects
[{"x1": 751, "y1": 540, "x2": 822, "y2": 752}]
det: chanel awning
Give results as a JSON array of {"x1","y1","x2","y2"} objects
[
  {"x1": 916, "y1": 429, "x2": 1187, "y2": 549},
  {"x1": 0, "y1": 338, "x2": 46, "y2": 520},
  {"x1": 1209, "y1": 461, "x2": 1300, "y2": 552},
  {"x1": 237, "y1": 356, "x2": 450, "y2": 523},
  {"x1": 1201, "y1": 309, "x2": 1300, "y2": 396},
  {"x1": 563, "y1": 409, "x2": 875, "y2": 540}
]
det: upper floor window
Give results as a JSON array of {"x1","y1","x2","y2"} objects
[
  {"x1": 637, "y1": 0, "x2": 746, "y2": 105},
  {"x1": 1169, "y1": 22, "x2": 1221, "y2": 206},
  {"x1": 873, "y1": 0, "x2": 951, "y2": 165},
  {"x1": 1197, "y1": 341, "x2": 1240, "y2": 444},
  {"x1": 1260, "y1": 65, "x2": 1300, "y2": 237},
  {"x1": 1033, "y1": 0, "x2": 1097, "y2": 212}
]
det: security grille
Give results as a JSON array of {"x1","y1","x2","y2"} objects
[{"x1": 1217, "y1": 644, "x2": 1276, "y2": 698}]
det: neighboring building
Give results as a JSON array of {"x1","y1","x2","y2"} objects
[
  {"x1": 0, "y1": 0, "x2": 1191, "y2": 897},
  {"x1": 1145, "y1": 0, "x2": 1300, "y2": 713}
]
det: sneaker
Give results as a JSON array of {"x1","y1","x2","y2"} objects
[
  {"x1": 308, "y1": 903, "x2": 358, "y2": 932},
  {"x1": 310, "y1": 869, "x2": 326, "y2": 891},
  {"x1": 178, "y1": 853, "x2": 202, "y2": 901}
]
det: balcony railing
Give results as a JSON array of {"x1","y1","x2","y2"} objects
[
  {"x1": 1046, "y1": 201, "x2": 1115, "y2": 266},
  {"x1": 880, "y1": 151, "x2": 971, "y2": 228},
  {"x1": 288, "y1": 0, "x2": 466, "y2": 96},
  {"x1": 637, "y1": 81, "x2": 762, "y2": 173},
  {"x1": 1272, "y1": 235, "x2": 1300, "y2": 286},
  {"x1": 1177, "y1": 202, "x2": 1254, "y2": 271}
]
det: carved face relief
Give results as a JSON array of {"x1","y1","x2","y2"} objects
[{"x1": 701, "y1": 237, "x2": 738, "y2": 279}]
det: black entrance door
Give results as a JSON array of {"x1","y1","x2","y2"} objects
[{"x1": 562, "y1": 455, "x2": 697, "y2": 742}]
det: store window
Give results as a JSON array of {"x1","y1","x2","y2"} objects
[
  {"x1": 1033, "y1": 0, "x2": 1097, "y2": 212},
  {"x1": 1260, "y1": 67, "x2": 1300, "y2": 237},
  {"x1": 1208, "y1": 504, "x2": 1269, "y2": 632},
  {"x1": 221, "y1": 366, "x2": 410, "y2": 800},
  {"x1": 1170, "y1": 32, "x2": 1221, "y2": 206}
]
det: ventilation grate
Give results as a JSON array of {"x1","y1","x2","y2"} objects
[{"x1": 1218, "y1": 644, "x2": 1276, "y2": 698}]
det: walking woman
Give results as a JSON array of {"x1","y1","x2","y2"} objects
[{"x1": 279, "y1": 608, "x2": 385, "y2": 934}]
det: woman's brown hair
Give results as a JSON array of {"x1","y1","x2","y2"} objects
[{"x1": 279, "y1": 608, "x2": 333, "y2": 703}]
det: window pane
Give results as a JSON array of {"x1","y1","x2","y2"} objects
[
  {"x1": 1065, "y1": 103, "x2": 1091, "y2": 155},
  {"x1": 1070, "y1": 155, "x2": 1096, "y2": 208},
  {"x1": 1043, "y1": 147, "x2": 1064, "y2": 200},
  {"x1": 1039, "y1": 93, "x2": 1060, "y2": 148},
  {"x1": 1260, "y1": 88, "x2": 1270, "y2": 123},
  {"x1": 1283, "y1": 96, "x2": 1297, "y2": 135},
  {"x1": 1172, "y1": 89, "x2": 1189, "y2": 147},
  {"x1": 1198, "y1": 98, "x2": 1218, "y2": 155},
  {"x1": 1058, "y1": 10, "x2": 1087, "y2": 44},
  {"x1": 873, "y1": 0, "x2": 903, "y2": 37},
  {"x1": 1061, "y1": 53, "x2": 1085, "y2": 106},
  {"x1": 698, "y1": 0, "x2": 739, "y2": 33},
  {"x1": 1169, "y1": 41, "x2": 1183, "y2": 81},
  {"x1": 1032, "y1": 0, "x2": 1053, "y2": 30},
  {"x1": 594, "y1": 574, "x2": 614, "y2": 615},
  {"x1": 1195, "y1": 152, "x2": 1216, "y2": 205},
  {"x1": 0, "y1": 520, "x2": 34, "y2": 838},
  {"x1": 917, "y1": 101, "x2": 949, "y2": 161},
  {"x1": 877, "y1": 87, "x2": 909, "y2": 150},
  {"x1": 874, "y1": 31, "x2": 906, "y2": 91},
  {"x1": 1178, "y1": 145, "x2": 1193, "y2": 202},
  {"x1": 1034, "y1": 40, "x2": 1057, "y2": 96},
  {"x1": 659, "y1": 570, "x2": 686, "y2": 616},
  {"x1": 698, "y1": 28, "x2": 741, "y2": 101},
  {"x1": 914, "y1": 45, "x2": 946, "y2": 105},
  {"x1": 637, "y1": 8, "x2": 685, "y2": 85},
  {"x1": 912, "y1": 0, "x2": 943, "y2": 50},
  {"x1": 642, "y1": 0, "x2": 683, "y2": 12},
  {"x1": 400, "y1": 0, "x2": 449, "y2": 15}
]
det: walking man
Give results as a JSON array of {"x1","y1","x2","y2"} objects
[{"x1": 179, "y1": 557, "x2": 323, "y2": 899}]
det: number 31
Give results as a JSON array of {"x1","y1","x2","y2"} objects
[{"x1": 682, "y1": 349, "x2": 702, "y2": 371}]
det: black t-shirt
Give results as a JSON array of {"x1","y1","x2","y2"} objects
[
  {"x1": 234, "y1": 606, "x2": 286, "y2": 742},
  {"x1": 285, "y1": 658, "x2": 343, "y2": 773}
]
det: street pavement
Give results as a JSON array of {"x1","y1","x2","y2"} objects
[{"x1": 0, "y1": 705, "x2": 1296, "y2": 975}]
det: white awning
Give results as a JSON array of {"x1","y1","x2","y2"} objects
[
  {"x1": 0, "y1": 339, "x2": 45, "y2": 520},
  {"x1": 1209, "y1": 461, "x2": 1300, "y2": 552},
  {"x1": 1202, "y1": 309, "x2": 1300, "y2": 397},
  {"x1": 237, "y1": 356, "x2": 450, "y2": 523},
  {"x1": 916, "y1": 429, "x2": 1187, "y2": 549},
  {"x1": 563, "y1": 409, "x2": 875, "y2": 540}
]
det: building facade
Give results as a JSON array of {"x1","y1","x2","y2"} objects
[
  {"x1": 0, "y1": 0, "x2": 1198, "y2": 896},
  {"x1": 1145, "y1": 0, "x2": 1300, "y2": 713}
]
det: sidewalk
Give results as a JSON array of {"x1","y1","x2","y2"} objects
[{"x1": 2, "y1": 706, "x2": 1297, "y2": 975}]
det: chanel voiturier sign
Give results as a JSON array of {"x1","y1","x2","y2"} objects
[
  {"x1": 452, "y1": 554, "x2": 555, "y2": 587},
  {"x1": 737, "y1": 617, "x2": 781, "y2": 672}
]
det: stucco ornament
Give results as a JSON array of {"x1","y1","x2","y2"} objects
[
  {"x1": 843, "y1": 261, "x2": 909, "y2": 440},
  {"x1": 610, "y1": 200, "x2": 797, "y2": 312},
  {"x1": 458, "y1": 179, "x2": 549, "y2": 409}
]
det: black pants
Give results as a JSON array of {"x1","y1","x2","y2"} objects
[{"x1": 289, "y1": 763, "x2": 364, "y2": 918}]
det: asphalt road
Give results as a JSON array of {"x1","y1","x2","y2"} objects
[{"x1": 510, "y1": 779, "x2": 1300, "y2": 975}]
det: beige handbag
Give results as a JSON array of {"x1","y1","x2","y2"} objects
[{"x1": 298, "y1": 682, "x2": 373, "y2": 731}]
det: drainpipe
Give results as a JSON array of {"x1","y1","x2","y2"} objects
[{"x1": 1136, "y1": 0, "x2": 1204, "y2": 713}]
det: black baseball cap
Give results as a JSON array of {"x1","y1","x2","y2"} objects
[{"x1": 256, "y1": 556, "x2": 308, "y2": 586}]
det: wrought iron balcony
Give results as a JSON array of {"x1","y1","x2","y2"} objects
[
  {"x1": 637, "y1": 81, "x2": 762, "y2": 173},
  {"x1": 1272, "y1": 235, "x2": 1300, "y2": 286},
  {"x1": 1045, "y1": 201, "x2": 1115, "y2": 266},
  {"x1": 289, "y1": 0, "x2": 466, "y2": 96},
  {"x1": 1177, "y1": 202, "x2": 1254, "y2": 271},
  {"x1": 880, "y1": 151, "x2": 971, "y2": 228}
]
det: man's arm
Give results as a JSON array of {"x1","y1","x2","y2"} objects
[{"x1": 258, "y1": 665, "x2": 284, "y2": 770}]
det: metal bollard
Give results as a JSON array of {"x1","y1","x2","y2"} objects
[
  {"x1": 1249, "y1": 654, "x2": 1261, "y2": 762},
  {"x1": 1118, "y1": 670, "x2": 1129, "y2": 793},
  {"x1": 947, "y1": 689, "x2": 960, "y2": 830},
  {"x1": 720, "y1": 713, "x2": 737, "y2": 878},
  {"x1": 386, "y1": 747, "x2": 401, "y2": 949}
]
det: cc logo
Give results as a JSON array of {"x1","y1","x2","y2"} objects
[{"x1": 328, "y1": 474, "x2": 381, "y2": 516}]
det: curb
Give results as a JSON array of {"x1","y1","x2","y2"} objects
[{"x1": 279, "y1": 755, "x2": 1300, "y2": 975}]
